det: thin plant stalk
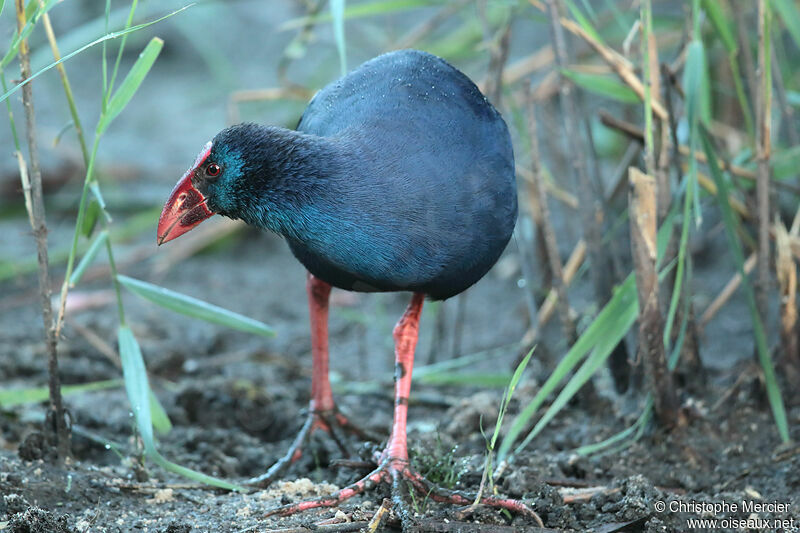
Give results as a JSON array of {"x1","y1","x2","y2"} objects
[
  {"x1": 14, "y1": 0, "x2": 70, "y2": 461},
  {"x1": 54, "y1": 135, "x2": 101, "y2": 338},
  {"x1": 524, "y1": 85, "x2": 575, "y2": 343},
  {"x1": 39, "y1": 8, "x2": 88, "y2": 163},
  {"x1": 628, "y1": 168, "x2": 677, "y2": 426},
  {"x1": 546, "y1": 0, "x2": 618, "y2": 386},
  {"x1": 754, "y1": 0, "x2": 771, "y2": 321},
  {"x1": 641, "y1": 0, "x2": 655, "y2": 177},
  {"x1": 53, "y1": 1, "x2": 141, "y2": 339}
]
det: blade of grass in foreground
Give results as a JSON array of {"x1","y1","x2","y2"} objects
[
  {"x1": 117, "y1": 275, "x2": 276, "y2": 337},
  {"x1": 0, "y1": 379, "x2": 121, "y2": 408},
  {"x1": 96, "y1": 37, "x2": 163, "y2": 135},
  {"x1": 0, "y1": 377, "x2": 170, "y2": 434},
  {"x1": 499, "y1": 274, "x2": 638, "y2": 462},
  {"x1": 69, "y1": 229, "x2": 108, "y2": 286},
  {"x1": 0, "y1": 4, "x2": 192, "y2": 105},
  {"x1": 699, "y1": 128, "x2": 789, "y2": 443},
  {"x1": 118, "y1": 326, "x2": 244, "y2": 490},
  {"x1": 498, "y1": 211, "x2": 676, "y2": 463},
  {"x1": 561, "y1": 69, "x2": 640, "y2": 104}
]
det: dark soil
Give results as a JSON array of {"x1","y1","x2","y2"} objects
[
  {"x1": 1, "y1": 1, "x2": 799, "y2": 532},
  {"x1": 2, "y1": 230, "x2": 799, "y2": 533}
]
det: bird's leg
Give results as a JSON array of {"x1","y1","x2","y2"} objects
[
  {"x1": 248, "y1": 273, "x2": 376, "y2": 488},
  {"x1": 263, "y1": 293, "x2": 543, "y2": 527}
]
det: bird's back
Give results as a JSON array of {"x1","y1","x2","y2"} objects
[{"x1": 290, "y1": 50, "x2": 516, "y2": 300}]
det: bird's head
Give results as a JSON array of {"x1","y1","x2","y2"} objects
[{"x1": 157, "y1": 124, "x2": 264, "y2": 245}]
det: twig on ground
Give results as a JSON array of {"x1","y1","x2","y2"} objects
[
  {"x1": 410, "y1": 522, "x2": 557, "y2": 533},
  {"x1": 560, "y1": 485, "x2": 619, "y2": 504},
  {"x1": 365, "y1": 498, "x2": 392, "y2": 532},
  {"x1": 14, "y1": 0, "x2": 70, "y2": 462},
  {"x1": 239, "y1": 522, "x2": 368, "y2": 533}
]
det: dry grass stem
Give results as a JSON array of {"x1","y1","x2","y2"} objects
[
  {"x1": 754, "y1": 0, "x2": 772, "y2": 322},
  {"x1": 14, "y1": 0, "x2": 70, "y2": 461},
  {"x1": 775, "y1": 220, "x2": 799, "y2": 379},
  {"x1": 516, "y1": 165, "x2": 579, "y2": 208},
  {"x1": 39, "y1": 7, "x2": 89, "y2": 163},
  {"x1": 546, "y1": 0, "x2": 618, "y2": 380},
  {"x1": 393, "y1": 0, "x2": 471, "y2": 50},
  {"x1": 629, "y1": 167, "x2": 677, "y2": 426},
  {"x1": 556, "y1": 15, "x2": 668, "y2": 120},
  {"x1": 525, "y1": 87, "x2": 576, "y2": 343},
  {"x1": 699, "y1": 253, "x2": 757, "y2": 330},
  {"x1": 522, "y1": 240, "x2": 586, "y2": 345}
]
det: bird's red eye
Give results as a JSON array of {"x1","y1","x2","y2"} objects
[{"x1": 207, "y1": 163, "x2": 221, "y2": 177}]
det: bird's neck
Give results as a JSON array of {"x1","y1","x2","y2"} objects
[{"x1": 236, "y1": 126, "x2": 346, "y2": 239}]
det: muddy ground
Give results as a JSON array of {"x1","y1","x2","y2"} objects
[
  {"x1": 2, "y1": 0, "x2": 800, "y2": 532},
  {"x1": 2, "y1": 226, "x2": 799, "y2": 533}
]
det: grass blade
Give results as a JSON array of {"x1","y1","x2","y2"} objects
[
  {"x1": 493, "y1": 348, "x2": 534, "y2": 449},
  {"x1": 118, "y1": 326, "x2": 154, "y2": 445},
  {"x1": 149, "y1": 389, "x2": 172, "y2": 435},
  {"x1": 417, "y1": 372, "x2": 511, "y2": 388},
  {"x1": 96, "y1": 37, "x2": 163, "y2": 135},
  {"x1": 497, "y1": 274, "x2": 637, "y2": 462},
  {"x1": 701, "y1": 0, "x2": 736, "y2": 52},
  {"x1": 562, "y1": 69, "x2": 640, "y2": 104},
  {"x1": 576, "y1": 396, "x2": 653, "y2": 456},
  {"x1": 81, "y1": 198, "x2": 101, "y2": 237},
  {"x1": 0, "y1": 0, "x2": 58, "y2": 70},
  {"x1": 118, "y1": 326, "x2": 242, "y2": 490},
  {"x1": 499, "y1": 212, "x2": 676, "y2": 463},
  {"x1": 330, "y1": 0, "x2": 347, "y2": 76},
  {"x1": 0, "y1": 379, "x2": 122, "y2": 409},
  {"x1": 0, "y1": 4, "x2": 192, "y2": 105},
  {"x1": 683, "y1": 39, "x2": 707, "y2": 226},
  {"x1": 772, "y1": 0, "x2": 800, "y2": 51},
  {"x1": 507, "y1": 277, "x2": 639, "y2": 459},
  {"x1": 699, "y1": 128, "x2": 789, "y2": 443},
  {"x1": 69, "y1": 229, "x2": 108, "y2": 287},
  {"x1": 564, "y1": 0, "x2": 603, "y2": 44},
  {"x1": 281, "y1": 0, "x2": 436, "y2": 31},
  {"x1": 117, "y1": 275, "x2": 276, "y2": 337},
  {"x1": 772, "y1": 145, "x2": 800, "y2": 180}
]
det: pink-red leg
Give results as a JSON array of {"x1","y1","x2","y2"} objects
[
  {"x1": 248, "y1": 273, "x2": 376, "y2": 487},
  {"x1": 263, "y1": 292, "x2": 542, "y2": 527}
]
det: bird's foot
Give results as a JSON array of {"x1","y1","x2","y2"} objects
[
  {"x1": 263, "y1": 454, "x2": 543, "y2": 529},
  {"x1": 247, "y1": 407, "x2": 380, "y2": 488}
]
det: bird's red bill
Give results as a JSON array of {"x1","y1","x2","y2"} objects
[{"x1": 157, "y1": 142, "x2": 215, "y2": 245}]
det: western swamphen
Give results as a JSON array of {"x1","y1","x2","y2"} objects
[{"x1": 157, "y1": 49, "x2": 539, "y2": 525}]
